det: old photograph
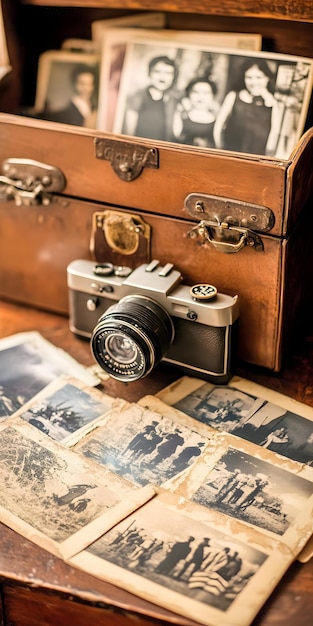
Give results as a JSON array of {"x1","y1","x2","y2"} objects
[
  {"x1": 34, "y1": 50, "x2": 100, "y2": 128},
  {"x1": 113, "y1": 39, "x2": 313, "y2": 158},
  {"x1": 12, "y1": 376, "x2": 125, "y2": 443},
  {"x1": 69, "y1": 491, "x2": 292, "y2": 626},
  {"x1": 91, "y1": 12, "x2": 166, "y2": 49},
  {"x1": 170, "y1": 443, "x2": 313, "y2": 544},
  {"x1": 73, "y1": 402, "x2": 209, "y2": 487},
  {"x1": 0, "y1": 331, "x2": 99, "y2": 420},
  {"x1": 97, "y1": 28, "x2": 261, "y2": 132},
  {"x1": 157, "y1": 376, "x2": 313, "y2": 466},
  {"x1": 0, "y1": 418, "x2": 153, "y2": 559}
]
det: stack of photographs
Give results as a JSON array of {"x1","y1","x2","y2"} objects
[
  {"x1": 31, "y1": 11, "x2": 313, "y2": 159},
  {"x1": 0, "y1": 330, "x2": 312, "y2": 626}
]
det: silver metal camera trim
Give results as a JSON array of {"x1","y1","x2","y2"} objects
[
  {"x1": 67, "y1": 259, "x2": 239, "y2": 328},
  {"x1": 67, "y1": 259, "x2": 239, "y2": 380}
]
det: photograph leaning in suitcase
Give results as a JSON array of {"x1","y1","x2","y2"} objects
[{"x1": 0, "y1": 0, "x2": 312, "y2": 376}]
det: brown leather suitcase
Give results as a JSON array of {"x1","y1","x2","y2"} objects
[{"x1": 0, "y1": 0, "x2": 312, "y2": 372}]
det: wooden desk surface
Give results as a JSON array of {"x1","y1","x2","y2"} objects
[{"x1": 0, "y1": 298, "x2": 312, "y2": 626}]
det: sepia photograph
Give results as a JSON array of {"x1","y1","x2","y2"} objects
[
  {"x1": 69, "y1": 490, "x2": 293, "y2": 626},
  {"x1": 12, "y1": 375, "x2": 124, "y2": 443},
  {"x1": 157, "y1": 376, "x2": 313, "y2": 466},
  {"x1": 97, "y1": 28, "x2": 262, "y2": 132},
  {"x1": 0, "y1": 418, "x2": 153, "y2": 559},
  {"x1": 72, "y1": 402, "x2": 209, "y2": 487},
  {"x1": 171, "y1": 443, "x2": 313, "y2": 543},
  {"x1": 113, "y1": 39, "x2": 313, "y2": 158},
  {"x1": 34, "y1": 50, "x2": 100, "y2": 128},
  {"x1": 0, "y1": 331, "x2": 99, "y2": 420}
]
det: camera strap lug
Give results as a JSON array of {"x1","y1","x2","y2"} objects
[
  {"x1": 0, "y1": 158, "x2": 66, "y2": 206},
  {"x1": 184, "y1": 192, "x2": 275, "y2": 253},
  {"x1": 90, "y1": 209, "x2": 151, "y2": 268}
]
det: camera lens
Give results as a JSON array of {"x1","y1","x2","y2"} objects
[
  {"x1": 105, "y1": 333, "x2": 138, "y2": 363},
  {"x1": 90, "y1": 295, "x2": 174, "y2": 381}
]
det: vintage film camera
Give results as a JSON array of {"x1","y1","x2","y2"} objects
[{"x1": 67, "y1": 259, "x2": 239, "y2": 383}]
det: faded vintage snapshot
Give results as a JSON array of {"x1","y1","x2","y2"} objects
[
  {"x1": 34, "y1": 50, "x2": 100, "y2": 128},
  {"x1": 0, "y1": 418, "x2": 154, "y2": 559},
  {"x1": 69, "y1": 489, "x2": 294, "y2": 626},
  {"x1": 91, "y1": 12, "x2": 166, "y2": 49},
  {"x1": 71, "y1": 402, "x2": 211, "y2": 487},
  {"x1": 113, "y1": 39, "x2": 313, "y2": 158},
  {"x1": 164, "y1": 433, "x2": 313, "y2": 553},
  {"x1": 97, "y1": 28, "x2": 262, "y2": 131},
  {"x1": 12, "y1": 375, "x2": 126, "y2": 444},
  {"x1": 0, "y1": 331, "x2": 99, "y2": 420},
  {"x1": 157, "y1": 376, "x2": 313, "y2": 466}
]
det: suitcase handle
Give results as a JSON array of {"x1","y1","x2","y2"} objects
[{"x1": 187, "y1": 220, "x2": 264, "y2": 253}]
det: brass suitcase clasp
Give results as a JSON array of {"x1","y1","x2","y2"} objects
[
  {"x1": 0, "y1": 158, "x2": 66, "y2": 206},
  {"x1": 184, "y1": 193, "x2": 275, "y2": 253}
]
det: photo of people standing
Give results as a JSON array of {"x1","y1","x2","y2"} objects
[{"x1": 113, "y1": 41, "x2": 312, "y2": 158}]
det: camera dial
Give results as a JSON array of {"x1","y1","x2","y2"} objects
[
  {"x1": 90, "y1": 294, "x2": 174, "y2": 381},
  {"x1": 190, "y1": 283, "x2": 217, "y2": 301}
]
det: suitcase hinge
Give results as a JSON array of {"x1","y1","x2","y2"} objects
[
  {"x1": 184, "y1": 193, "x2": 275, "y2": 254},
  {"x1": 0, "y1": 158, "x2": 66, "y2": 206}
]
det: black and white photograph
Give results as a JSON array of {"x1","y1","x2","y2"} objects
[
  {"x1": 179, "y1": 446, "x2": 313, "y2": 538},
  {"x1": 34, "y1": 50, "x2": 100, "y2": 128},
  {"x1": 97, "y1": 28, "x2": 262, "y2": 132},
  {"x1": 0, "y1": 418, "x2": 153, "y2": 559},
  {"x1": 13, "y1": 376, "x2": 121, "y2": 443},
  {"x1": 0, "y1": 331, "x2": 99, "y2": 420},
  {"x1": 113, "y1": 39, "x2": 313, "y2": 158},
  {"x1": 158, "y1": 376, "x2": 313, "y2": 466},
  {"x1": 73, "y1": 402, "x2": 209, "y2": 487},
  {"x1": 69, "y1": 491, "x2": 292, "y2": 626}
]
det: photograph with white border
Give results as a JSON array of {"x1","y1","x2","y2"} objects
[
  {"x1": 97, "y1": 28, "x2": 262, "y2": 131},
  {"x1": 34, "y1": 50, "x2": 100, "y2": 128},
  {"x1": 0, "y1": 331, "x2": 99, "y2": 420},
  {"x1": 156, "y1": 376, "x2": 313, "y2": 466},
  {"x1": 113, "y1": 39, "x2": 313, "y2": 158},
  {"x1": 0, "y1": 417, "x2": 154, "y2": 559},
  {"x1": 11, "y1": 375, "x2": 126, "y2": 444},
  {"x1": 69, "y1": 489, "x2": 295, "y2": 626}
]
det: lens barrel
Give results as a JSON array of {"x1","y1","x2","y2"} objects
[{"x1": 90, "y1": 295, "x2": 174, "y2": 381}]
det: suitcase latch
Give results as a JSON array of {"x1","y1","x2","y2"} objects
[
  {"x1": 94, "y1": 138, "x2": 159, "y2": 182},
  {"x1": 90, "y1": 209, "x2": 151, "y2": 268},
  {"x1": 184, "y1": 193, "x2": 275, "y2": 253},
  {"x1": 0, "y1": 158, "x2": 66, "y2": 206}
]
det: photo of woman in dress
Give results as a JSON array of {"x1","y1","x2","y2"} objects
[
  {"x1": 213, "y1": 58, "x2": 277, "y2": 155},
  {"x1": 114, "y1": 41, "x2": 312, "y2": 158},
  {"x1": 172, "y1": 77, "x2": 219, "y2": 147}
]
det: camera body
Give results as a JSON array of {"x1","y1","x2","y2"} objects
[{"x1": 67, "y1": 259, "x2": 239, "y2": 383}]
